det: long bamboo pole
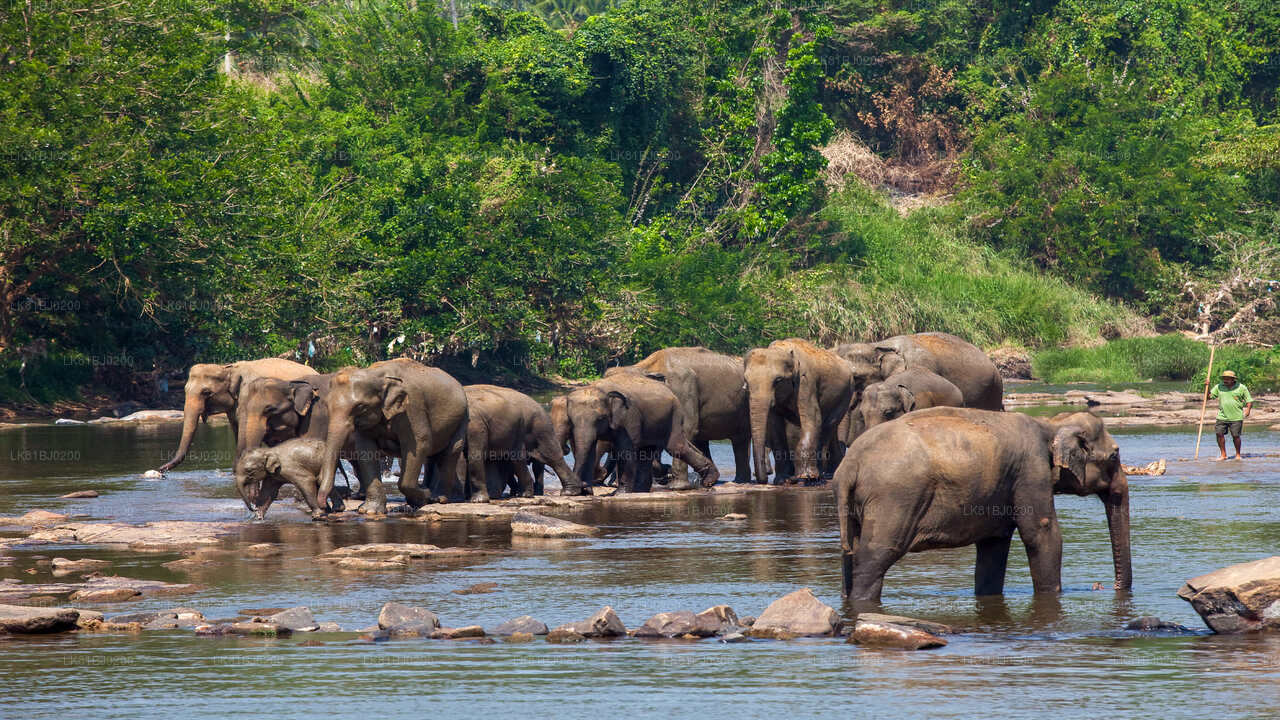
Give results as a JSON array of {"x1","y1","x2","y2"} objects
[{"x1": 1194, "y1": 343, "x2": 1217, "y2": 460}]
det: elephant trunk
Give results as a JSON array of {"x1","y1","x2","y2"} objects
[
  {"x1": 318, "y1": 417, "x2": 353, "y2": 512},
  {"x1": 749, "y1": 394, "x2": 772, "y2": 484},
  {"x1": 237, "y1": 411, "x2": 269, "y2": 459},
  {"x1": 570, "y1": 424, "x2": 597, "y2": 493},
  {"x1": 158, "y1": 395, "x2": 204, "y2": 472},
  {"x1": 234, "y1": 468, "x2": 258, "y2": 513},
  {"x1": 1103, "y1": 469, "x2": 1133, "y2": 591}
]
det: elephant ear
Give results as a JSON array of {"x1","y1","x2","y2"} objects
[
  {"x1": 896, "y1": 384, "x2": 916, "y2": 413},
  {"x1": 875, "y1": 346, "x2": 904, "y2": 376},
  {"x1": 381, "y1": 376, "x2": 408, "y2": 421},
  {"x1": 290, "y1": 381, "x2": 317, "y2": 416},
  {"x1": 227, "y1": 367, "x2": 244, "y2": 399},
  {"x1": 643, "y1": 372, "x2": 666, "y2": 383},
  {"x1": 1051, "y1": 426, "x2": 1088, "y2": 487},
  {"x1": 606, "y1": 390, "x2": 630, "y2": 429},
  {"x1": 265, "y1": 453, "x2": 282, "y2": 475}
]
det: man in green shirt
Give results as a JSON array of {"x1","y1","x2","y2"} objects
[{"x1": 1210, "y1": 370, "x2": 1254, "y2": 460}]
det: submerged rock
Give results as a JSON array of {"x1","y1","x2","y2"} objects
[
  {"x1": 431, "y1": 625, "x2": 485, "y2": 639},
  {"x1": 1178, "y1": 556, "x2": 1280, "y2": 633},
  {"x1": 0, "y1": 510, "x2": 69, "y2": 527},
  {"x1": 50, "y1": 557, "x2": 112, "y2": 576},
  {"x1": 265, "y1": 607, "x2": 319, "y2": 632},
  {"x1": 493, "y1": 615, "x2": 548, "y2": 636},
  {"x1": 748, "y1": 588, "x2": 840, "y2": 638},
  {"x1": 510, "y1": 511, "x2": 598, "y2": 538},
  {"x1": 243, "y1": 544, "x2": 283, "y2": 558},
  {"x1": 720, "y1": 513, "x2": 747, "y2": 521},
  {"x1": 334, "y1": 557, "x2": 408, "y2": 571},
  {"x1": 377, "y1": 602, "x2": 440, "y2": 631},
  {"x1": 453, "y1": 582, "x2": 500, "y2": 595},
  {"x1": 848, "y1": 619, "x2": 947, "y2": 650},
  {"x1": 1125, "y1": 616, "x2": 1194, "y2": 633},
  {"x1": 26, "y1": 521, "x2": 234, "y2": 550},
  {"x1": 546, "y1": 627, "x2": 587, "y2": 643},
  {"x1": 0, "y1": 604, "x2": 80, "y2": 633},
  {"x1": 69, "y1": 587, "x2": 140, "y2": 603},
  {"x1": 504, "y1": 631, "x2": 536, "y2": 643},
  {"x1": 59, "y1": 490, "x2": 100, "y2": 499}
]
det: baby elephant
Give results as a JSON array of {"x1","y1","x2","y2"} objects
[
  {"x1": 234, "y1": 438, "x2": 342, "y2": 519},
  {"x1": 851, "y1": 367, "x2": 965, "y2": 442}
]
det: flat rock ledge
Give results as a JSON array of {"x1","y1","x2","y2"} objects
[
  {"x1": 0, "y1": 604, "x2": 80, "y2": 633},
  {"x1": 1178, "y1": 556, "x2": 1280, "y2": 633},
  {"x1": 854, "y1": 613, "x2": 952, "y2": 636},
  {"x1": 510, "y1": 511, "x2": 598, "y2": 538},
  {"x1": 319, "y1": 543, "x2": 493, "y2": 571},
  {"x1": 0, "y1": 576, "x2": 198, "y2": 604},
  {"x1": 24, "y1": 521, "x2": 236, "y2": 550},
  {"x1": 747, "y1": 588, "x2": 840, "y2": 638}
]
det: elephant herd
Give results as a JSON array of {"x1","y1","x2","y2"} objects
[{"x1": 155, "y1": 331, "x2": 1132, "y2": 601}]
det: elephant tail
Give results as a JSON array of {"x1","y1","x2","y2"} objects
[{"x1": 835, "y1": 456, "x2": 862, "y2": 598}]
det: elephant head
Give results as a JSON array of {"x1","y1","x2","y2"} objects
[
  {"x1": 744, "y1": 346, "x2": 799, "y2": 483},
  {"x1": 234, "y1": 446, "x2": 279, "y2": 518},
  {"x1": 159, "y1": 363, "x2": 241, "y2": 472},
  {"x1": 317, "y1": 365, "x2": 407, "y2": 508},
  {"x1": 236, "y1": 377, "x2": 321, "y2": 456},
  {"x1": 857, "y1": 380, "x2": 915, "y2": 437},
  {"x1": 563, "y1": 386, "x2": 620, "y2": 491},
  {"x1": 1045, "y1": 412, "x2": 1132, "y2": 591}
]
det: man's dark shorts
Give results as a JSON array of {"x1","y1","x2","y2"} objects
[{"x1": 1215, "y1": 420, "x2": 1243, "y2": 438}]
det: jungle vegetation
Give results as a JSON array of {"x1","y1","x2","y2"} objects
[{"x1": 2, "y1": 0, "x2": 1278, "y2": 403}]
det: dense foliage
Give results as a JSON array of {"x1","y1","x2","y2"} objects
[{"x1": 2, "y1": 0, "x2": 1277, "y2": 404}]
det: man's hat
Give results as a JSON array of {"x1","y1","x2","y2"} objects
[{"x1": 1221, "y1": 370, "x2": 1237, "y2": 379}]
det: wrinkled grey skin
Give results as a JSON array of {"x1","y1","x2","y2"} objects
[
  {"x1": 550, "y1": 393, "x2": 615, "y2": 486},
  {"x1": 158, "y1": 358, "x2": 317, "y2": 472},
  {"x1": 745, "y1": 339, "x2": 854, "y2": 484},
  {"x1": 834, "y1": 332, "x2": 1003, "y2": 411},
  {"x1": 564, "y1": 374, "x2": 719, "y2": 494},
  {"x1": 319, "y1": 359, "x2": 468, "y2": 512},
  {"x1": 236, "y1": 375, "x2": 383, "y2": 506},
  {"x1": 834, "y1": 408, "x2": 1132, "y2": 602},
  {"x1": 235, "y1": 438, "x2": 342, "y2": 520},
  {"x1": 605, "y1": 347, "x2": 752, "y2": 487},
  {"x1": 461, "y1": 385, "x2": 576, "y2": 501},
  {"x1": 849, "y1": 368, "x2": 965, "y2": 442}
]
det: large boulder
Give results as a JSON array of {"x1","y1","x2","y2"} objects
[
  {"x1": 0, "y1": 604, "x2": 80, "y2": 633},
  {"x1": 748, "y1": 588, "x2": 840, "y2": 638},
  {"x1": 377, "y1": 602, "x2": 440, "y2": 633},
  {"x1": 634, "y1": 605, "x2": 740, "y2": 638},
  {"x1": 1178, "y1": 556, "x2": 1280, "y2": 633},
  {"x1": 855, "y1": 613, "x2": 952, "y2": 636},
  {"x1": 510, "y1": 511, "x2": 599, "y2": 538},
  {"x1": 265, "y1": 607, "x2": 319, "y2": 632}
]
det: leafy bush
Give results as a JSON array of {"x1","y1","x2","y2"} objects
[{"x1": 1034, "y1": 335, "x2": 1280, "y2": 391}]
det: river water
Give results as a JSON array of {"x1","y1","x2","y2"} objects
[{"x1": 1, "y1": 413, "x2": 1278, "y2": 719}]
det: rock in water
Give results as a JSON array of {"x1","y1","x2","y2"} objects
[
  {"x1": 431, "y1": 625, "x2": 485, "y2": 639},
  {"x1": 855, "y1": 613, "x2": 952, "y2": 636},
  {"x1": 59, "y1": 490, "x2": 100, "y2": 499},
  {"x1": 848, "y1": 619, "x2": 947, "y2": 650},
  {"x1": 0, "y1": 604, "x2": 80, "y2": 633},
  {"x1": 492, "y1": 615, "x2": 548, "y2": 636},
  {"x1": 377, "y1": 602, "x2": 440, "y2": 631},
  {"x1": 51, "y1": 557, "x2": 112, "y2": 576},
  {"x1": 266, "y1": 607, "x2": 319, "y2": 632},
  {"x1": 554, "y1": 606, "x2": 626, "y2": 638},
  {"x1": 141, "y1": 470, "x2": 163, "y2": 480},
  {"x1": 509, "y1": 511, "x2": 599, "y2": 538},
  {"x1": 1125, "y1": 616, "x2": 1194, "y2": 633},
  {"x1": 1178, "y1": 556, "x2": 1280, "y2": 633},
  {"x1": 748, "y1": 588, "x2": 840, "y2": 638},
  {"x1": 634, "y1": 611, "x2": 701, "y2": 638},
  {"x1": 453, "y1": 582, "x2": 500, "y2": 595}
]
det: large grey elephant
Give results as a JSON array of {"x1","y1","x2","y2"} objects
[
  {"x1": 318, "y1": 359, "x2": 468, "y2": 512},
  {"x1": 236, "y1": 375, "x2": 384, "y2": 503},
  {"x1": 745, "y1": 339, "x2": 854, "y2": 484},
  {"x1": 605, "y1": 347, "x2": 752, "y2": 487},
  {"x1": 834, "y1": 408, "x2": 1132, "y2": 601},
  {"x1": 834, "y1": 332, "x2": 1003, "y2": 410},
  {"x1": 461, "y1": 385, "x2": 575, "y2": 501},
  {"x1": 563, "y1": 374, "x2": 719, "y2": 494},
  {"x1": 157, "y1": 358, "x2": 317, "y2": 472},
  {"x1": 847, "y1": 367, "x2": 964, "y2": 442},
  {"x1": 234, "y1": 438, "x2": 341, "y2": 520}
]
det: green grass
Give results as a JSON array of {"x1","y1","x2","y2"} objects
[
  {"x1": 760, "y1": 186, "x2": 1149, "y2": 349},
  {"x1": 1033, "y1": 334, "x2": 1280, "y2": 391}
]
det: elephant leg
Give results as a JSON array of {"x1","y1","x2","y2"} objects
[
  {"x1": 397, "y1": 451, "x2": 431, "y2": 509},
  {"x1": 669, "y1": 437, "x2": 719, "y2": 489},
  {"x1": 434, "y1": 436, "x2": 465, "y2": 503},
  {"x1": 484, "y1": 462, "x2": 509, "y2": 500},
  {"x1": 846, "y1": 543, "x2": 904, "y2": 603},
  {"x1": 513, "y1": 459, "x2": 537, "y2": 499},
  {"x1": 634, "y1": 447, "x2": 657, "y2": 493},
  {"x1": 1014, "y1": 490, "x2": 1064, "y2": 594},
  {"x1": 975, "y1": 532, "x2": 1015, "y2": 596},
  {"x1": 353, "y1": 436, "x2": 386, "y2": 515},
  {"x1": 730, "y1": 434, "x2": 752, "y2": 484},
  {"x1": 528, "y1": 460, "x2": 544, "y2": 497},
  {"x1": 614, "y1": 436, "x2": 637, "y2": 493},
  {"x1": 465, "y1": 436, "x2": 492, "y2": 503}
]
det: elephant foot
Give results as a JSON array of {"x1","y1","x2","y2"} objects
[
  {"x1": 468, "y1": 493, "x2": 491, "y2": 504},
  {"x1": 310, "y1": 510, "x2": 327, "y2": 521},
  {"x1": 357, "y1": 499, "x2": 388, "y2": 515},
  {"x1": 665, "y1": 476, "x2": 695, "y2": 491},
  {"x1": 559, "y1": 485, "x2": 587, "y2": 497}
]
